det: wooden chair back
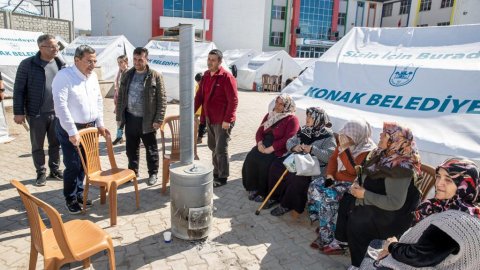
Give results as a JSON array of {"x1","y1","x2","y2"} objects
[{"x1": 418, "y1": 163, "x2": 436, "y2": 201}]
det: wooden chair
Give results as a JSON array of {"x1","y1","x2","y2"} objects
[
  {"x1": 160, "y1": 115, "x2": 199, "y2": 194},
  {"x1": 11, "y1": 180, "x2": 116, "y2": 270},
  {"x1": 276, "y1": 75, "x2": 283, "y2": 91},
  {"x1": 261, "y1": 74, "x2": 271, "y2": 91},
  {"x1": 418, "y1": 163, "x2": 436, "y2": 201},
  {"x1": 268, "y1": 75, "x2": 278, "y2": 92},
  {"x1": 77, "y1": 128, "x2": 139, "y2": 226}
]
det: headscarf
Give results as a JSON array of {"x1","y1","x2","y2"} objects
[
  {"x1": 365, "y1": 122, "x2": 421, "y2": 178},
  {"x1": 414, "y1": 158, "x2": 480, "y2": 223},
  {"x1": 297, "y1": 107, "x2": 332, "y2": 145},
  {"x1": 262, "y1": 93, "x2": 296, "y2": 130},
  {"x1": 337, "y1": 119, "x2": 377, "y2": 170}
]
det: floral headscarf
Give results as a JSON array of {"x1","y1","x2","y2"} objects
[
  {"x1": 414, "y1": 158, "x2": 480, "y2": 223},
  {"x1": 366, "y1": 122, "x2": 421, "y2": 178},
  {"x1": 297, "y1": 107, "x2": 332, "y2": 144},
  {"x1": 263, "y1": 94, "x2": 296, "y2": 130},
  {"x1": 337, "y1": 119, "x2": 377, "y2": 171}
]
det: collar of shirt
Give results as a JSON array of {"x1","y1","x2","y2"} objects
[{"x1": 73, "y1": 64, "x2": 89, "y2": 80}]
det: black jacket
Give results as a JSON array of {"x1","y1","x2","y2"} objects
[{"x1": 13, "y1": 52, "x2": 65, "y2": 116}]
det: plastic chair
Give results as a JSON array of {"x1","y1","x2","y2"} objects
[
  {"x1": 10, "y1": 180, "x2": 116, "y2": 270},
  {"x1": 77, "y1": 127, "x2": 139, "y2": 226},
  {"x1": 160, "y1": 115, "x2": 199, "y2": 194},
  {"x1": 418, "y1": 163, "x2": 436, "y2": 201}
]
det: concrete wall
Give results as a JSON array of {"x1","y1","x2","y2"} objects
[
  {"x1": 213, "y1": 0, "x2": 267, "y2": 52},
  {"x1": 453, "y1": 0, "x2": 480, "y2": 25},
  {"x1": 0, "y1": 11, "x2": 72, "y2": 41},
  {"x1": 90, "y1": 0, "x2": 151, "y2": 47},
  {"x1": 415, "y1": 0, "x2": 452, "y2": 26}
]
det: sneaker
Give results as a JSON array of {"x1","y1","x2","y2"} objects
[
  {"x1": 48, "y1": 170, "x2": 63, "y2": 180},
  {"x1": 65, "y1": 200, "x2": 82, "y2": 214},
  {"x1": 270, "y1": 206, "x2": 291, "y2": 216},
  {"x1": 77, "y1": 195, "x2": 93, "y2": 208},
  {"x1": 147, "y1": 174, "x2": 158, "y2": 186},
  {"x1": 35, "y1": 173, "x2": 47, "y2": 186}
]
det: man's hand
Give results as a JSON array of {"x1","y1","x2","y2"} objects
[
  {"x1": 221, "y1": 121, "x2": 230, "y2": 130},
  {"x1": 98, "y1": 127, "x2": 109, "y2": 137},
  {"x1": 14, "y1": 115, "x2": 25, "y2": 124},
  {"x1": 153, "y1": 122, "x2": 162, "y2": 130},
  {"x1": 0, "y1": 92, "x2": 4, "y2": 101},
  {"x1": 69, "y1": 134, "x2": 81, "y2": 146}
]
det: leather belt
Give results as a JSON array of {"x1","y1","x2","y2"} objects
[{"x1": 75, "y1": 122, "x2": 95, "y2": 130}]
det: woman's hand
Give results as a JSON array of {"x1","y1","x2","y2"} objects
[
  {"x1": 350, "y1": 182, "x2": 365, "y2": 199},
  {"x1": 377, "y1": 237, "x2": 398, "y2": 261},
  {"x1": 263, "y1": 146, "x2": 275, "y2": 154},
  {"x1": 257, "y1": 141, "x2": 265, "y2": 153},
  {"x1": 301, "y1": 144, "x2": 312, "y2": 154},
  {"x1": 291, "y1": 144, "x2": 303, "y2": 153}
]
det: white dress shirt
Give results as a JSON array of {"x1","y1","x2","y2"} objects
[{"x1": 52, "y1": 65, "x2": 104, "y2": 136}]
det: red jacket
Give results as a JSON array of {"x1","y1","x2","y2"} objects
[
  {"x1": 194, "y1": 66, "x2": 238, "y2": 124},
  {"x1": 326, "y1": 147, "x2": 369, "y2": 182},
  {"x1": 255, "y1": 114, "x2": 299, "y2": 157}
]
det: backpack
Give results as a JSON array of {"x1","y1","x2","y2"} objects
[{"x1": 230, "y1": 64, "x2": 238, "y2": 78}]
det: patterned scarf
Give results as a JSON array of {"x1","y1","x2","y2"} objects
[
  {"x1": 414, "y1": 158, "x2": 480, "y2": 223},
  {"x1": 297, "y1": 107, "x2": 332, "y2": 145},
  {"x1": 366, "y1": 122, "x2": 421, "y2": 178},
  {"x1": 262, "y1": 94, "x2": 296, "y2": 130},
  {"x1": 337, "y1": 119, "x2": 377, "y2": 170}
]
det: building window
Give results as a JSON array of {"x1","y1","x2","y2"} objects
[
  {"x1": 272, "y1": 5, "x2": 286, "y2": 20},
  {"x1": 382, "y1": 3, "x2": 393, "y2": 17},
  {"x1": 164, "y1": 0, "x2": 203, "y2": 19},
  {"x1": 399, "y1": 0, "x2": 411, "y2": 15},
  {"x1": 338, "y1": 12, "x2": 346, "y2": 26},
  {"x1": 437, "y1": 21, "x2": 450, "y2": 26},
  {"x1": 417, "y1": 24, "x2": 428, "y2": 27},
  {"x1": 441, "y1": 0, "x2": 454, "y2": 8},
  {"x1": 270, "y1": 32, "x2": 284, "y2": 47},
  {"x1": 298, "y1": 0, "x2": 334, "y2": 40},
  {"x1": 419, "y1": 0, "x2": 431, "y2": 12}
]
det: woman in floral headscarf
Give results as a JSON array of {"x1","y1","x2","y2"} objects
[
  {"x1": 336, "y1": 122, "x2": 422, "y2": 269},
  {"x1": 359, "y1": 158, "x2": 480, "y2": 270},
  {"x1": 308, "y1": 119, "x2": 377, "y2": 254},
  {"x1": 242, "y1": 94, "x2": 299, "y2": 202},
  {"x1": 264, "y1": 107, "x2": 336, "y2": 216}
]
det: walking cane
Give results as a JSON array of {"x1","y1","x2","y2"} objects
[{"x1": 255, "y1": 169, "x2": 288, "y2": 215}]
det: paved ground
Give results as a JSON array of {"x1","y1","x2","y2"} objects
[{"x1": 0, "y1": 90, "x2": 350, "y2": 269}]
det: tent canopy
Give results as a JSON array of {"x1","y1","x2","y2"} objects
[
  {"x1": 236, "y1": 50, "x2": 302, "y2": 90},
  {"x1": 62, "y1": 35, "x2": 135, "y2": 81},
  {"x1": 223, "y1": 49, "x2": 259, "y2": 69},
  {"x1": 282, "y1": 25, "x2": 480, "y2": 165}
]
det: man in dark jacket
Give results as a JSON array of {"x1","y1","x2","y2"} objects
[
  {"x1": 13, "y1": 34, "x2": 65, "y2": 186},
  {"x1": 194, "y1": 49, "x2": 238, "y2": 187},
  {"x1": 116, "y1": 47, "x2": 166, "y2": 186}
]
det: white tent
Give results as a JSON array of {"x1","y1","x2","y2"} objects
[
  {"x1": 282, "y1": 25, "x2": 480, "y2": 166},
  {"x1": 62, "y1": 35, "x2": 135, "y2": 81},
  {"x1": 0, "y1": 29, "x2": 42, "y2": 143},
  {"x1": 236, "y1": 50, "x2": 302, "y2": 90},
  {"x1": 145, "y1": 40, "x2": 228, "y2": 101},
  {"x1": 293, "y1": 57, "x2": 317, "y2": 70},
  {"x1": 223, "y1": 49, "x2": 259, "y2": 68}
]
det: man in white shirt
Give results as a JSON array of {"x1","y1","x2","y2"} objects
[{"x1": 53, "y1": 45, "x2": 107, "y2": 214}]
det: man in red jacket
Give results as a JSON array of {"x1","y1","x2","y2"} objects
[{"x1": 194, "y1": 49, "x2": 238, "y2": 187}]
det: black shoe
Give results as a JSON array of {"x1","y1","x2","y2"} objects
[
  {"x1": 65, "y1": 200, "x2": 82, "y2": 214},
  {"x1": 77, "y1": 195, "x2": 93, "y2": 208},
  {"x1": 35, "y1": 173, "x2": 47, "y2": 186},
  {"x1": 248, "y1": 191, "x2": 258, "y2": 201},
  {"x1": 213, "y1": 178, "x2": 227, "y2": 188},
  {"x1": 196, "y1": 137, "x2": 203, "y2": 144},
  {"x1": 263, "y1": 199, "x2": 278, "y2": 210},
  {"x1": 48, "y1": 170, "x2": 63, "y2": 180},
  {"x1": 147, "y1": 174, "x2": 158, "y2": 186},
  {"x1": 112, "y1": 137, "x2": 124, "y2": 145},
  {"x1": 271, "y1": 206, "x2": 291, "y2": 216}
]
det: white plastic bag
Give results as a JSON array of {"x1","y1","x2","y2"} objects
[{"x1": 295, "y1": 153, "x2": 320, "y2": 176}]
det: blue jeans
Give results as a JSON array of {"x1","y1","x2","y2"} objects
[{"x1": 55, "y1": 120, "x2": 84, "y2": 202}]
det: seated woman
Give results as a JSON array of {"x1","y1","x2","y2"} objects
[
  {"x1": 359, "y1": 158, "x2": 480, "y2": 270},
  {"x1": 308, "y1": 119, "x2": 376, "y2": 254},
  {"x1": 242, "y1": 94, "x2": 299, "y2": 202},
  {"x1": 265, "y1": 107, "x2": 336, "y2": 216},
  {"x1": 336, "y1": 122, "x2": 421, "y2": 268}
]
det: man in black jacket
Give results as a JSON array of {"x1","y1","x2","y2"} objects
[{"x1": 13, "y1": 34, "x2": 65, "y2": 186}]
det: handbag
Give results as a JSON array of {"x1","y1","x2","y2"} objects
[{"x1": 294, "y1": 153, "x2": 321, "y2": 176}]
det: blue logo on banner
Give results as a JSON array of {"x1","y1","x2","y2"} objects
[{"x1": 389, "y1": 65, "x2": 418, "y2": 87}]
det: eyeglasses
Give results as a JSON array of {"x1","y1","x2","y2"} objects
[
  {"x1": 82, "y1": 59, "x2": 97, "y2": 66},
  {"x1": 41, "y1": 45, "x2": 60, "y2": 50}
]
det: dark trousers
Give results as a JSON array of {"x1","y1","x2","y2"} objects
[
  {"x1": 198, "y1": 122, "x2": 207, "y2": 138},
  {"x1": 125, "y1": 112, "x2": 159, "y2": 176},
  {"x1": 242, "y1": 146, "x2": 275, "y2": 196},
  {"x1": 27, "y1": 112, "x2": 60, "y2": 175},
  {"x1": 207, "y1": 121, "x2": 233, "y2": 179},
  {"x1": 55, "y1": 120, "x2": 83, "y2": 202}
]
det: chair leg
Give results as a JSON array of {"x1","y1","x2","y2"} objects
[
  {"x1": 133, "y1": 177, "x2": 140, "y2": 209},
  {"x1": 100, "y1": 186, "x2": 107, "y2": 205},
  {"x1": 106, "y1": 238, "x2": 116, "y2": 270},
  {"x1": 44, "y1": 258, "x2": 58, "y2": 270},
  {"x1": 82, "y1": 184, "x2": 89, "y2": 214},
  {"x1": 82, "y1": 258, "x2": 91, "y2": 269},
  {"x1": 29, "y1": 243, "x2": 38, "y2": 270},
  {"x1": 162, "y1": 159, "x2": 170, "y2": 194},
  {"x1": 109, "y1": 183, "x2": 118, "y2": 226}
]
